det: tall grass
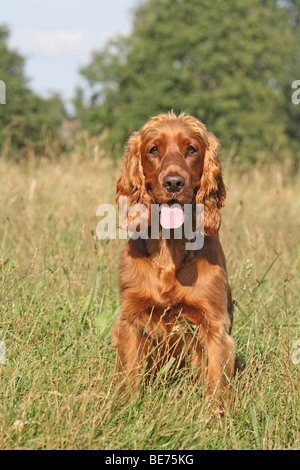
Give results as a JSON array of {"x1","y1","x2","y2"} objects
[{"x1": 0, "y1": 138, "x2": 299, "y2": 449}]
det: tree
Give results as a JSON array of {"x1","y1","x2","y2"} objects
[
  {"x1": 0, "y1": 25, "x2": 66, "y2": 153},
  {"x1": 77, "y1": 0, "x2": 300, "y2": 164},
  {"x1": 277, "y1": 0, "x2": 300, "y2": 168}
]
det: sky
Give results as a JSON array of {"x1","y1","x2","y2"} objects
[{"x1": 2, "y1": 0, "x2": 138, "y2": 109}]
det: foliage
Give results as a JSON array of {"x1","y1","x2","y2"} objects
[
  {"x1": 77, "y1": 0, "x2": 300, "y2": 164},
  {"x1": 0, "y1": 25, "x2": 66, "y2": 154}
]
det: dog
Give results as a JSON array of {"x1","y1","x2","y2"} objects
[{"x1": 112, "y1": 112, "x2": 240, "y2": 410}]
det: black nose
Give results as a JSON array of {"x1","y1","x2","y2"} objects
[{"x1": 163, "y1": 174, "x2": 185, "y2": 193}]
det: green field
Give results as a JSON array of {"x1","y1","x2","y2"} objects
[{"x1": 0, "y1": 143, "x2": 299, "y2": 449}]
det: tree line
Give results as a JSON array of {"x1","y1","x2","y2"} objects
[{"x1": 1, "y1": 0, "x2": 300, "y2": 165}]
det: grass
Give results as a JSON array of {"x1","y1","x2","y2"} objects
[{"x1": 0, "y1": 139, "x2": 299, "y2": 449}]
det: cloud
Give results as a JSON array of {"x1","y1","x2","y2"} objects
[{"x1": 10, "y1": 28, "x2": 105, "y2": 59}]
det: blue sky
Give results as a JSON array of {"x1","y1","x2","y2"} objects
[{"x1": 3, "y1": 0, "x2": 138, "y2": 106}]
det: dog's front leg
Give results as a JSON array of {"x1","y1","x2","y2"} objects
[
  {"x1": 204, "y1": 333, "x2": 236, "y2": 412},
  {"x1": 112, "y1": 316, "x2": 152, "y2": 397}
]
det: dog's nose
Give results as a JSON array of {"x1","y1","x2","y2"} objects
[{"x1": 163, "y1": 174, "x2": 185, "y2": 193}]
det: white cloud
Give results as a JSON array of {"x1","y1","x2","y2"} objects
[{"x1": 10, "y1": 28, "x2": 103, "y2": 59}]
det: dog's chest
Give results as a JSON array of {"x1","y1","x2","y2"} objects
[{"x1": 146, "y1": 261, "x2": 199, "y2": 308}]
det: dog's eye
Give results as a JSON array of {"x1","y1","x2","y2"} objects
[
  {"x1": 186, "y1": 145, "x2": 197, "y2": 156},
  {"x1": 149, "y1": 146, "x2": 159, "y2": 156}
]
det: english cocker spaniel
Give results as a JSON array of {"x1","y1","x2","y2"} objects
[{"x1": 112, "y1": 112, "x2": 240, "y2": 410}]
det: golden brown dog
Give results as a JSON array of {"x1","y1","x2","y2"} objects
[{"x1": 112, "y1": 112, "x2": 239, "y2": 410}]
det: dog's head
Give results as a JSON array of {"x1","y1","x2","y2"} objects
[{"x1": 116, "y1": 111, "x2": 226, "y2": 236}]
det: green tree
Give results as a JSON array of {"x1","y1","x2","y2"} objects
[
  {"x1": 77, "y1": 0, "x2": 300, "y2": 164},
  {"x1": 278, "y1": 0, "x2": 300, "y2": 168},
  {"x1": 0, "y1": 25, "x2": 66, "y2": 153}
]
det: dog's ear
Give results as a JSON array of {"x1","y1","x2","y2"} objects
[
  {"x1": 116, "y1": 132, "x2": 152, "y2": 231},
  {"x1": 196, "y1": 132, "x2": 226, "y2": 235}
]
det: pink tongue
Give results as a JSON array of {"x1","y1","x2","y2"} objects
[{"x1": 160, "y1": 204, "x2": 184, "y2": 229}]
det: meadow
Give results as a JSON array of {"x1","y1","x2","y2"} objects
[{"x1": 0, "y1": 134, "x2": 299, "y2": 449}]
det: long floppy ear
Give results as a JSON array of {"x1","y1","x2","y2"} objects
[
  {"x1": 195, "y1": 132, "x2": 226, "y2": 236},
  {"x1": 116, "y1": 132, "x2": 152, "y2": 231}
]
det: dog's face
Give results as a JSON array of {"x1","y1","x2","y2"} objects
[
  {"x1": 140, "y1": 120, "x2": 206, "y2": 207},
  {"x1": 116, "y1": 112, "x2": 226, "y2": 236}
]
